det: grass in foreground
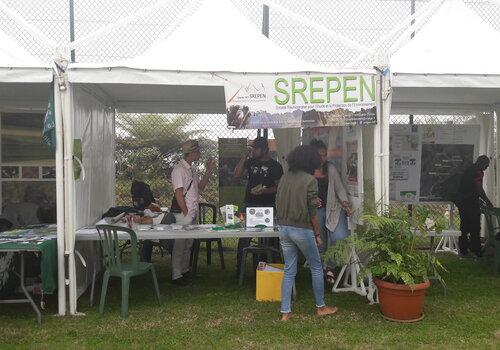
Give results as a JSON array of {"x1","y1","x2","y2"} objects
[{"x1": 0, "y1": 252, "x2": 499, "y2": 349}]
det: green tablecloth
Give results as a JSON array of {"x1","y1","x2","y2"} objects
[{"x1": 0, "y1": 237, "x2": 57, "y2": 294}]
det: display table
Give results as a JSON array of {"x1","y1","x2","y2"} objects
[
  {"x1": 419, "y1": 229, "x2": 461, "y2": 254},
  {"x1": 76, "y1": 224, "x2": 280, "y2": 241},
  {"x1": 0, "y1": 228, "x2": 57, "y2": 324}
]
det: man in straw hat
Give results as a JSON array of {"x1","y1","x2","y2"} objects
[{"x1": 171, "y1": 139, "x2": 215, "y2": 286}]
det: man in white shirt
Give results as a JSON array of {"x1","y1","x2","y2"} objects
[{"x1": 171, "y1": 140, "x2": 214, "y2": 286}]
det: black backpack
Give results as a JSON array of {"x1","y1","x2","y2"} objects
[{"x1": 131, "y1": 181, "x2": 155, "y2": 210}]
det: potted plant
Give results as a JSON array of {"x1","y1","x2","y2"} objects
[{"x1": 325, "y1": 206, "x2": 447, "y2": 322}]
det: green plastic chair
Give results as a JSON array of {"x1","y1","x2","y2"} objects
[
  {"x1": 480, "y1": 207, "x2": 500, "y2": 275},
  {"x1": 96, "y1": 225, "x2": 161, "y2": 318}
]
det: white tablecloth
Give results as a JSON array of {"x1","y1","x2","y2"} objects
[{"x1": 76, "y1": 224, "x2": 279, "y2": 241}]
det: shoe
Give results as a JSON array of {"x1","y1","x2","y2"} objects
[
  {"x1": 182, "y1": 271, "x2": 191, "y2": 279},
  {"x1": 172, "y1": 276, "x2": 191, "y2": 287},
  {"x1": 280, "y1": 313, "x2": 292, "y2": 321},
  {"x1": 458, "y1": 253, "x2": 471, "y2": 260},
  {"x1": 315, "y1": 306, "x2": 338, "y2": 317}
]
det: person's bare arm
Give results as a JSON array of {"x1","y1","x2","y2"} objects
[
  {"x1": 199, "y1": 159, "x2": 215, "y2": 192},
  {"x1": 234, "y1": 149, "x2": 251, "y2": 178},
  {"x1": 175, "y1": 188, "x2": 189, "y2": 216},
  {"x1": 259, "y1": 180, "x2": 279, "y2": 195},
  {"x1": 478, "y1": 183, "x2": 493, "y2": 207},
  {"x1": 310, "y1": 215, "x2": 323, "y2": 246}
]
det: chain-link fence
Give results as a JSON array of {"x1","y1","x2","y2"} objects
[{"x1": 2, "y1": 0, "x2": 499, "y2": 252}]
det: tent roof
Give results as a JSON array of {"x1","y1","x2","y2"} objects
[
  {"x1": 0, "y1": 29, "x2": 52, "y2": 83},
  {"x1": 68, "y1": 0, "x2": 374, "y2": 113},
  {"x1": 0, "y1": 29, "x2": 52, "y2": 110},
  {"x1": 69, "y1": 0, "x2": 376, "y2": 76},
  {"x1": 391, "y1": 0, "x2": 500, "y2": 76},
  {"x1": 391, "y1": 0, "x2": 500, "y2": 112}
]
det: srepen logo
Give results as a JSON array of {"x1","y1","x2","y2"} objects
[{"x1": 244, "y1": 83, "x2": 266, "y2": 99}]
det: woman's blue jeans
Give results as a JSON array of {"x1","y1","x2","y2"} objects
[
  {"x1": 279, "y1": 225, "x2": 326, "y2": 313},
  {"x1": 317, "y1": 207, "x2": 350, "y2": 264}
]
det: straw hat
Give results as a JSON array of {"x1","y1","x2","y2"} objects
[{"x1": 181, "y1": 140, "x2": 200, "y2": 154}]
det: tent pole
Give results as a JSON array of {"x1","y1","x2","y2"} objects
[
  {"x1": 373, "y1": 73, "x2": 383, "y2": 214},
  {"x1": 381, "y1": 72, "x2": 391, "y2": 211},
  {"x1": 262, "y1": 4, "x2": 269, "y2": 140},
  {"x1": 69, "y1": 0, "x2": 76, "y2": 62},
  {"x1": 59, "y1": 71, "x2": 78, "y2": 315},
  {"x1": 54, "y1": 76, "x2": 66, "y2": 316},
  {"x1": 495, "y1": 106, "x2": 500, "y2": 206}
]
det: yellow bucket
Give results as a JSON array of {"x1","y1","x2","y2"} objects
[{"x1": 256, "y1": 263, "x2": 284, "y2": 302}]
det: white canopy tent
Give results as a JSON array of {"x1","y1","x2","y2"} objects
[
  {"x1": 390, "y1": 0, "x2": 500, "y2": 203},
  {"x1": 60, "y1": 0, "x2": 390, "y2": 313},
  {"x1": 0, "y1": 29, "x2": 66, "y2": 316}
]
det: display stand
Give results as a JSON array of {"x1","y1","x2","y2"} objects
[
  {"x1": 434, "y1": 235, "x2": 459, "y2": 254},
  {"x1": 332, "y1": 246, "x2": 378, "y2": 304}
]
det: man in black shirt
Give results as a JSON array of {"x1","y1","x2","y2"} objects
[
  {"x1": 234, "y1": 137, "x2": 284, "y2": 274},
  {"x1": 455, "y1": 155, "x2": 493, "y2": 258}
]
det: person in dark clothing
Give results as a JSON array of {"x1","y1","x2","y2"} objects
[
  {"x1": 233, "y1": 137, "x2": 284, "y2": 275},
  {"x1": 455, "y1": 155, "x2": 493, "y2": 258}
]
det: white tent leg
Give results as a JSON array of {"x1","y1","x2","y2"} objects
[
  {"x1": 60, "y1": 75, "x2": 78, "y2": 315},
  {"x1": 373, "y1": 74, "x2": 383, "y2": 213},
  {"x1": 496, "y1": 106, "x2": 500, "y2": 207},
  {"x1": 54, "y1": 78, "x2": 66, "y2": 316}
]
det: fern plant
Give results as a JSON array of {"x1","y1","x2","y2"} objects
[{"x1": 324, "y1": 205, "x2": 447, "y2": 286}]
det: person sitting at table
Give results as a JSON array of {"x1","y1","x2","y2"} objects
[
  {"x1": 170, "y1": 140, "x2": 214, "y2": 286},
  {"x1": 276, "y1": 145, "x2": 338, "y2": 321},
  {"x1": 233, "y1": 136, "x2": 283, "y2": 276}
]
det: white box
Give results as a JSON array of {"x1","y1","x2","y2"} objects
[{"x1": 246, "y1": 207, "x2": 274, "y2": 228}]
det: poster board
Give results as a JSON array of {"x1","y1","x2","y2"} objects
[
  {"x1": 389, "y1": 124, "x2": 480, "y2": 203},
  {"x1": 224, "y1": 73, "x2": 377, "y2": 129},
  {"x1": 343, "y1": 125, "x2": 363, "y2": 224},
  {"x1": 218, "y1": 138, "x2": 247, "y2": 208}
]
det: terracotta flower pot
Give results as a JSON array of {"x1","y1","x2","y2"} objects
[{"x1": 374, "y1": 278, "x2": 431, "y2": 323}]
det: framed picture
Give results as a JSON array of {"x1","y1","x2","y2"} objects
[
  {"x1": 1, "y1": 166, "x2": 19, "y2": 179},
  {"x1": 22, "y1": 166, "x2": 40, "y2": 179}
]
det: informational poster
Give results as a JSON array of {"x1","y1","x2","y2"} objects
[
  {"x1": 419, "y1": 125, "x2": 479, "y2": 202},
  {"x1": 389, "y1": 125, "x2": 420, "y2": 203},
  {"x1": 343, "y1": 125, "x2": 363, "y2": 224},
  {"x1": 389, "y1": 124, "x2": 480, "y2": 203},
  {"x1": 218, "y1": 138, "x2": 247, "y2": 208},
  {"x1": 224, "y1": 72, "x2": 377, "y2": 129}
]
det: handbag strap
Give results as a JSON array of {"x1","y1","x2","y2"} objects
[{"x1": 183, "y1": 180, "x2": 193, "y2": 197}]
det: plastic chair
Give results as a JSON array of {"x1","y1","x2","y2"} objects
[
  {"x1": 191, "y1": 203, "x2": 225, "y2": 274},
  {"x1": 96, "y1": 225, "x2": 161, "y2": 318},
  {"x1": 239, "y1": 238, "x2": 282, "y2": 286},
  {"x1": 481, "y1": 207, "x2": 500, "y2": 275}
]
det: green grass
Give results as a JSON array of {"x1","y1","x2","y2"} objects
[{"x1": 0, "y1": 252, "x2": 499, "y2": 349}]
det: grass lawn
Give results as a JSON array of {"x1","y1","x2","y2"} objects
[{"x1": 0, "y1": 251, "x2": 499, "y2": 349}]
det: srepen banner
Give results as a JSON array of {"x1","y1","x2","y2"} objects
[{"x1": 224, "y1": 72, "x2": 377, "y2": 129}]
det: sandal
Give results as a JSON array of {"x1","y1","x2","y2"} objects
[{"x1": 324, "y1": 268, "x2": 335, "y2": 285}]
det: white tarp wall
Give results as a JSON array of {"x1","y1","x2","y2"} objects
[
  {"x1": 72, "y1": 85, "x2": 115, "y2": 229},
  {"x1": 70, "y1": 85, "x2": 115, "y2": 300}
]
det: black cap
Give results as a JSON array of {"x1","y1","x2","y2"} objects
[{"x1": 252, "y1": 137, "x2": 269, "y2": 150}]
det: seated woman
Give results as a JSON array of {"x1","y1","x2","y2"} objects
[
  {"x1": 276, "y1": 145, "x2": 338, "y2": 321},
  {"x1": 310, "y1": 139, "x2": 351, "y2": 285}
]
